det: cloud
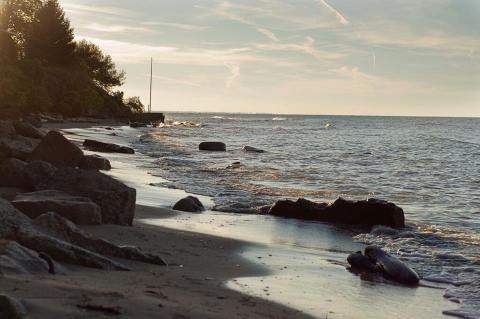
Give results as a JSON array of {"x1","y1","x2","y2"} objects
[
  {"x1": 224, "y1": 63, "x2": 241, "y2": 88},
  {"x1": 257, "y1": 28, "x2": 279, "y2": 42},
  {"x1": 142, "y1": 21, "x2": 209, "y2": 31},
  {"x1": 253, "y1": 36, "x2": 345, "y2": 60},
  {"x1": 316, "y1": 0, "x2": 349, "y2": 25},
  {"x1": 84, "y1": 23, "x2": 150, "y2": 33},
  {"x1": 151, "y1": 75, "x2": 204, "y2": 88},
  {"x1": 62, "y1": 3, "x2": 129, "y2": 16}
]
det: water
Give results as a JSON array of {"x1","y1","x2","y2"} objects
[{"x1": 66, "y1": 114, "x2": 480, "y2": 318}]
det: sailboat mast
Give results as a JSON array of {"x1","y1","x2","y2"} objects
[{"x1": 148, "y1": 57, "x2": 153, "y2": 113}]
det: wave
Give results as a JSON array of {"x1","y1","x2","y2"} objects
[{"x1": 272, "y1": 117, "x2": 287, "y2": 121}]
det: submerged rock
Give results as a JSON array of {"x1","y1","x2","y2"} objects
[
  {"x1": 12, "y1": 190, "x2": 102, "y2": 225},
  {"x1": 173, "y1": 196, "x2": 205, "y2": 213},
  {"x1": 267, "y1": 197, "x2": 405, "y2": 228},
  {"x1": 79, "y1": 154, "x2": 112, "y2": 171},
  {"x1": 347, "y1": 251, "x2": 380, "y2": 272},
  {"x1": 242, "y1": 146, "x2": 265, "y2": 153},
  {"x1": 28, "y1": 131, "x2": 84, "y2": 167},
  {"x1": 35, "y1": 168, "x2": 136, "y2": 225},
  {"x1": 199, "y1": 142, "x2": 226, "y2": 152},
  {"x1": 83, "y1": 139, "x2": 134, "y2": 154}
]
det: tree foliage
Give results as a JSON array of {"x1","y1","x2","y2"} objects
[
  {"x1": 25, "y1": 0, "x2": 75, "y2": 66},
  {"x1": 0, "y1": 0, "x2": 143, "y2": 118},
  {"x1": 75, "y1": 40, "x2": 125, "y2": 91},
  {"x1": 125, "y1": 97, "x2": 145, "y2": 114}
]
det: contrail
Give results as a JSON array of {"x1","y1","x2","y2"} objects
[{"x1": 318, "y1": 0, "x2": 349, "y2": 25}]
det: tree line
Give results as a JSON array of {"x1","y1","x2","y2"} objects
[{"x1": 0, "y1": 0, "x2": 144, "y2": 118}]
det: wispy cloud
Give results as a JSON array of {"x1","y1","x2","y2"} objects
[
  {"x1": 253, "y1": 36, "x2": 345, "y2": 60},
  {"x1": 224, "y1": 62, "x2": 241, "y2": 88},
  {"x1": 316, "y1": 0, "x2": 349, "y2": 25},
  {"x1": 84, "y1": 23, "x2": 150, "y2": 34},
  {"x1": 257, "y1": 28, "x2": 279, "y2": 42},
  {"x1": 63, "y1": 3, "x2": 129, "y2": 16},
  {"x1": 142, "y1": 21, "x2": 209, "y2": 32}
]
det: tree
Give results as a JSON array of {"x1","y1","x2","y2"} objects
[
  {"x1": 0, "y1": 0, "x2": 42, "y2": 53},
  {"x1": 25, "y1": 0, "x2": 75, "y2": 66},
  {"x1": 125, "y1": 96, "x2": 145, "y2": 113},
  {"x1": 0, "y1": 31, "x2": 18, "y2": 62},
  {"x1": 75, "y1": 40, "x2": 125, "y2": 91}
]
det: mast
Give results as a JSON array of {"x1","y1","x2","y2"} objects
[{"x1": 148, "y1": 57, "x2": 153, "y2": 113}]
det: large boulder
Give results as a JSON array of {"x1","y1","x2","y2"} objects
[
  {"x1": 199, "y1": 142, "x2": 226, "y2": 152},
  {"x1": 23, "y1": 161, "x2": 57, "y2": 188},
  {"x1": 0, "y1": 159, "x2": 28, "y2": 188},
  {"x1": 172, "y1": 196, "x2": 205, "y2": 213},
  {"x1": 0, "y1": 136, "x2": 39, "y2": 160},
  {"x1": 267, "y1": 197, "x2": 405, "y2": 228},
  {"x1": 35, "y1": 168, "x2": 136, "y2": 225},
  {"x1": 28, "y1": 131, "x2": 83, "y2": 167},
  {"x1": 0, "y1": 240, "x2": 50, "y2": 275},
  {"x1": 0, "y1": 188, "x2": 27, "y2": 201},
  {"x1": 83, "y1": 139, "x2": 134, "y2": 154},
  {"x1": 0, "y1": 294, "x2": 28, "y2": 319},
  {"x1": 12, "y1": 190, "x2": 102, "y2": 225},
  {"x1": 13, "y1": 120, "x2": 44, "y2": 139},
  {"x1": 79, "y1": 154, "x2": 111, "y2": 171}
]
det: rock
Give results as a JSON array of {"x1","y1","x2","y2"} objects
[
  {"x1": 347, "y1": 251, "x2": 380, "y2": 272},
  {"x1": 199, "y1": 142, "x2": 226, "y2": 152},
  {"x1": 83, "y1": 139, "x2": 134, "y2": 154},
  {"x1": 23, "y1": 114, "x2": 42, "y2": 128},
  {"x1": 0, "y1": 294, "x2": 28, "y2": 319},
  {"x1": 79, "y1": 154, "x2": 111, "y2": 171},
  {"x1": 0, "y1": 159, "x2": 28, "y2": 188},
  {"x1": 0, "y1": 188, "x2": 28, "y2": 201},
  {"x1": 267, "y1": 197, "x2": 405, "y2": 228},
  {"x1": 364, "y1": 246, "x2": 420, "y2": 285},
  {"x1": 172, "y1": 196, "x2": 205, "y2": 213},
  {"x1": 34, "y1": 212, "x2": 166, "y2": 266},
  {"x1": 35, "y1": 168, "x2": 136, "y2": 225},
  {"x1": 130, "y1": 122, "x2": 147, "y2": 128},
  {"x1": 13, "y1": 120, "x2": 45, "y2": 139},
  {"x1": 242, "y1": 146, "x2": 265, "y2": 153},
  {"x1": 0, "y1": 121, "x2": 16, "y2": 137},
  {"x1": 28, "y1": 131, "x2": 84, "y2": 167},
  {"x1": 12, "y1": 190, "x2": 102, "y2": 225},
  {"x1": 24, "y1": 161, "x2": 57, "y2": 187},
  {"x1": 0, "y1": 136, "x2": 39, "y2": 160},
  {"x1": 0, "y1": 240, "x2": 50, "y2": 274},
  {"x1": 0, "y1": 199, "x2": 129, "y2": 270}
]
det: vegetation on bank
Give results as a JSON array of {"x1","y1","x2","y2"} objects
[{"x1": 0, "y1": 0, "x2": 144, "y2": 119}]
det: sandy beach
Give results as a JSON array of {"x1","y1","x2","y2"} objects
[{"x1": 1, "y1": 203, "x2": 312, "y2": 318}]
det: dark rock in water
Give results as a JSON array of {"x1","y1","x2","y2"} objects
[
  {"x1": 267, "y1": 197, "x2": 405, "y2": 228},
  {"x1": 226, "y1": 161, "x2": 242, "y2": 169},
  {"x1": 0, "y1": 121, "x2": 16, "y2": 137},
  {"x1": 28, "y1": 131, "x2": 84, "y2": 167},
  {"x1": 23, "y1": 114, "x2": 42, "y2": 128},
  {"x1": 79, "y1": 154, "x2": 112, "y2": 171},
  {"x1": 35, "y1": 168, "x2": 136, "y2": 225},
  {"x1": 0, "y1": 240, "x2": 50, "y2": 275},
  {"x1": 173, "y1": 196, "x2": 205, "y2": 213},
  {"x1": 347, "y1": 251, "x2": 380, "y2": 272},
  {"x1": 34, "y1": 212, "x2": 167, "y2": 266},
  {"x1": 199, "y1": 142, "x2": 226, "y2": 152},
  {"x1": 13, "y1": 120, "x2": 44, "y2": 139},
  {"x1": 0, "y1": 159, "x2": 28, "y2": 188},
  {"x1": 242, "y1": 146, "x2": 265, "y2": 153},
  {"x1": 0, "y1": 294, "x2": 28, "y2": 319},
  {"x1": 83, "y1": 139, "x2": 134, "y2": 154},
  {"x1": 0, "y1": 136, "x2": 39, "y2": 160},
  {"x1": 130, "y1": 122, "x2": 147, "y2": 128},
  {"x1": 365, "y1": 246, "x2": 420, "y2": 285},
  {"x1": 12, "y1": 190, "x2": 102, "y2": 225}
]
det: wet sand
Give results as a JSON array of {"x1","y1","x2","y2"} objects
[{"x1": 0, "y1": 204, "x2": 313, "y2": 318}]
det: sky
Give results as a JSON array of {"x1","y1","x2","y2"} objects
[{"x1": 61, "y1": 0, "x2": 480, "y2": 116}]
